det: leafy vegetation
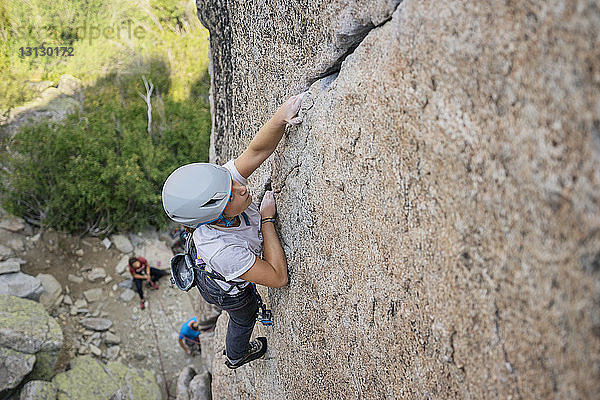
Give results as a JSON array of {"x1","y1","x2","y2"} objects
[{"x1": 0, "y1": 0, "x2": 211, "y2": 234}]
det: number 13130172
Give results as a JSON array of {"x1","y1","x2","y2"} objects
[{"x1": 19, "y1": 45, "x2": 74, "y2": 57}]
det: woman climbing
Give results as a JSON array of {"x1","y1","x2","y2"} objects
[{"x1": 161, "y1": 92, "x2": 305, "y2": 368}]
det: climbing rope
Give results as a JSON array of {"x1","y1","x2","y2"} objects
[
  {"x1": 154, "y1": 292, "x2": 178, "y2": 335},
  {"x1": 146, "y1": 299, "x2": 175, "y2": 400}
]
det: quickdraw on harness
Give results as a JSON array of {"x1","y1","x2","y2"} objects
[{"x1": 169, "y1": 217, "x2": 273, "y2": 326}]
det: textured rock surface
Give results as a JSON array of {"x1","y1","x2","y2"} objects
[
  {"x1": 83, "y1": 287, "x2": 103, "y2": 302},
  {"x1": 86, "y1": 267, "x2": 107, "y2": 282},
  {"x1": 0, "y1": 295, "x2": 63, "y2": 382},
  {"x1": 188, "y1": 372, "x2": 211, "y2": 400},
  {"x1": 176, "y1": 366, "x2": 196, "y2": 400},
  {"x1": 52, "y1": 356, "x2": 160, "y2": 400},
  {"x1": 0, "y1": 259, "x2": 21, "y2": 275},
  {"x1": 197, "y1": 0, "x2": 600, "y2": 399},
  {"x1": 0, "y1": 347, "x2": 35, "y2": 392},
  {"x1": 0, "y1": 244, "x2": 15, "y2": 260},
  {"x1": 80, "y1": 318, "x2": 113, "y2": 331},
  {"x1": 19, "y1": 380, "x2": 57, "y2": 400},
  {"x1": 36, "y1": 273, "x2": 62, "y2": 310},
  {"x1": 110, "y1": 234, "x2": 134, "y2": 254},
  {"x1": 0, "y1": 272, "x2": 43, "y2": 300}
]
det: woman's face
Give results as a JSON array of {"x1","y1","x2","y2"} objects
[
  {"x1": 132, "y1": 261, "x2": 141, "y2": 269},
  {"x1": 222, "y1": 180, "x2": 252, "y2": 218}
]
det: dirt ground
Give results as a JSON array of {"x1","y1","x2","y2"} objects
[{"x1": 18, "y1": 229, "x2": 219, "y2": 399}]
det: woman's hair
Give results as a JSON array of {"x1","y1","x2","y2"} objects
[{"x1": 128, "y1": 257, "x2": 139, "y2": 266}]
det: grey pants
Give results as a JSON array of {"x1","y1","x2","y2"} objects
[{"x1": 196, "y1": 274, "x2": 258, "y2": 360}]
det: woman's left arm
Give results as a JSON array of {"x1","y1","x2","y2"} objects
[{"x1": 235, "y1": 93, "x2": 306, "y2": 179}]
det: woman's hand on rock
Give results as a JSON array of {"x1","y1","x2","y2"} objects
[
  {"x1": 275, "y1": 92, "x2": 307, "y2": 126},
  {"x1": 260, "y1": 190, "x2": 276, "y2": 218}
]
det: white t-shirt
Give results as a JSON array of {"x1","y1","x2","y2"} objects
[{"x1": 192, "y1": 160, "x2": 262, "y2": 294}]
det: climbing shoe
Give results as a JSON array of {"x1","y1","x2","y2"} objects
[
  {"x1": 225, "y1": 337, "x2": 267, "y2": 369},
  {"x1": 150, "y1": 281, "x2": 159, "y2": 290},
  {"x1": 140, "y1": 300, "x2": 145, "y2": 310}
]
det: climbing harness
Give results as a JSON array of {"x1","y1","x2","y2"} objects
[{"x1": 169, "y1": 223, "x2": 273, "y2": 326}]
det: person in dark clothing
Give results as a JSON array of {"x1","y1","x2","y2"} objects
[{"x1": 128, "y1": 256, "x2": 167, "y2": 309}]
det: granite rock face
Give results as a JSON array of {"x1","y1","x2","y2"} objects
[
  {"x1": 197, "y1": 0, "x2": 600, "y2": 399},
  {"x1": 0, "y1": 295, "x2": 63, "y2": 383}
]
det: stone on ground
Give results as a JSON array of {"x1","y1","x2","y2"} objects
[
  {"x1": 0, "y1": 272, "x2": 43, "y2": 300},
  {"x1": 86, "y1": 267, "x2": 106, "y2": 282},
  {"x1": 176, "y1": 366, "x2": 196, "y2": 400},
  {"x1": 19, "y1": 380, "x2": 57, "y2": 400},
  {"x1": 67, "y1": 274, "x2": 83, "y2": 284},
  {"x1": 0, "y1": 295, "x2": 63, "y2": 382},
  {"x1": 118, "y1": 279, "x2": 133, "y2": 289},
  {"x1": 80, "y1": 317, "x2": 113, "y2": 331},
  {"x1": 188, "y1": 372, "x2": 212, "y2": 400},
  {"x1": 36, "y1": 273, "x2": 62, "y2": 310},
  {"x1": 52, "y1": 356, "x2": 160, "y2": 400},
  {"x1": 119, "y1": 289, "x2": 136, "y2": 302},
  {"x1": 104, "y1": 331, "x2": 121, "y2": 345},
  {"x1": 7, "y1": 238, "x2": 25, "y2": 252},
  {"x1": 115, "y1": 255, "x2": 130, "y2": 275},
  {"x1": 0, "y1": 217, "x2": 25, "y2": 233},
  {"x1": 0, "y1": 244, "x2": 14, "y2": 261},
  {"x1": 106, "y1": 345, "x2": 120, "y2": 360},
  {"x1": 0, "y1": 347, "x2": 36, "y2": 392},
  {"x1": 73, "y1": 299, "x2": 87, "y2": 309},
  {"x1": 110, "y1": 235, "x2": 133, "y2": 254},
  {"x1": 83, "y1": 288, "x2": 103, "y2": 303},
  {"x1": 0, "y1": 259, "x2": 21, "y2": 275}
]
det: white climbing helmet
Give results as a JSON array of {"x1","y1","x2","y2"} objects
[{"x1": 162, "y1": 163, "x2": 232, "y2": 227}]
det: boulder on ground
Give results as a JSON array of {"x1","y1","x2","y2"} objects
[
  {"x1": 86, "y1": 267, "x2": 106, "y2": 282},
  {"x1": 118, "y1": 279, "x2": 133, "y2": 289},
  {"x1": 106, "y1": 345, "x2": 120, "y2": 360},
  {"x1": 67, "y1": 274, "x2": 83, "y2": 284},
  {"x1": 80, "y1": 318, "x2": 112, "y2": 331},
  {"x1": 89, "y1": 344, "x2": 102, "y2": 357},
  {"x1": 104, "y1": 332, "x2": 121, "y2": 345},
  {"x1": 0, "y1": 259, "x2": 21, "y2": 275},
  {"x1": 73, "y1": 299, "x2": 87, "y2": 309},
  {"x1": 0, "y1": 295, "x2": 63, "y2": 381},
  {"x1": 19, "y1": 380, "x2": 57, "y2": 400},
  {"x1": 83, "y1": 288, "x2": 103, "y2": 303},
  {"x1": 188, "y1": 372, "x2": 212, "y2": 400},
  {"x1": 7, "y1": 238, "x2": 25, "y2": 252},
  {"x1": 176, "y1": 366, "x2": 196, "y2": 400},
  {"x1": 0, "y1": 244, "x2": 14, "y2": 260},
  {"x1": 119, "y1": 289, "x2": 136, "y2": 302},
  {"x1": 0, "y1": 346, "x2": 36, "y2": 392},
  {"x1": 52, "y1": 356, "x2": 160, "y2": 400},
  {"x1": 0, "y1": 272, "x2": 43, "y2": 300},
  {"x1": 56, "y1": 74, "x2": 81, "y2": 96},
  {"x1": 0, "y1": 217, "x2": 25, "y2": 233},
  {"x1": 115, "y1": 255, "x2": 130, "y2": 275},
  {"x1": 110, "y1": 235, "x2": 133, "y2": 254},
  {"x1": 36, "y1": 274, "x2": 62, "y2": 310},
  {"x1": 137, "y1": 239, "x2": 172, "y2": 270}
]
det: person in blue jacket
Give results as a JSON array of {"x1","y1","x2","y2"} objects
[{"x1": 179, "y1": 317, "x2": 203, "y2": 355}]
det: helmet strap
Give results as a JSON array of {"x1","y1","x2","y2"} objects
[{"x1": 217, "y1": 214, "x2": 237, "y2": 227}]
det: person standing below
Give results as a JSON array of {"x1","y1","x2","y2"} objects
[
  {"x1": 162, "y1": 93, "x2": 305, "y2": 368},
  {"x1": 178, "y1": 316, "x2": 205, "y2": 355},
  {"x1": 128, "y1": 256, "x2": 168, "y2": 309}
]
